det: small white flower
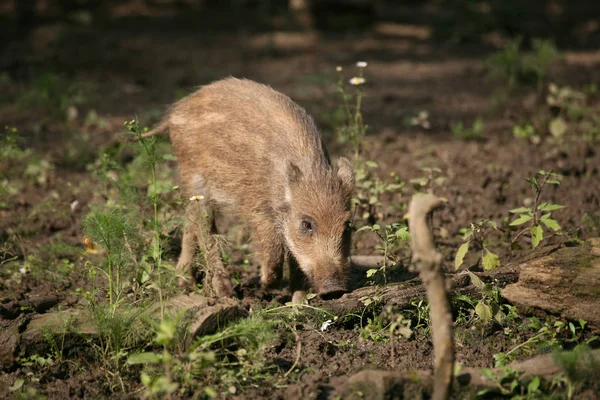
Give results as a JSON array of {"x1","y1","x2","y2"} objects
[
  {"x1": 356, "y1": 61, "x2": 368, "y2": 68},
  {"x1": 173, "y1": 185, "x2": 180, "y2": 190},
  {"x1": 320, "y1": 319, "x2": 333, "y2": 332},
  {"x1": 70, "y1": 200, "x2": 79, "y2": 212},
  {"x1": 336, "y1": 66, "x2": 343, "y2": 72},
  {"x1": 189, "y1": 195, "x2": 205, "y2": 201},
  {"x1": 349, "y1": 77, "x2": 366, "y2": 86},
  {"x1": 20, "y1": 264, "x2": 30, "y2": 275}
]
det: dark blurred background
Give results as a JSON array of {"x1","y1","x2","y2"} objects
[{"x1": 1, "y1": 0, "x2": 600, "y2": 147}]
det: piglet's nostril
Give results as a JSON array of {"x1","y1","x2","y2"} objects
[{"x1": 318, "y1": 288, "x2": 347, "y2": 300}]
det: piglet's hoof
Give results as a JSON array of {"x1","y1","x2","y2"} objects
[
  {"x1": 211, "y1": 272, "x2": 234, "y2": 298},
  {"x1": 292, "y1": 290, "x2": 307, "y2": 304},
  {"x1": 177, "y1": 276, "x2": 192, "y2": 288}
]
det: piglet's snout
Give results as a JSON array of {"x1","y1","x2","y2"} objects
[{"x1": 317, "y1": 278, "x2": 348, "y2": 300}]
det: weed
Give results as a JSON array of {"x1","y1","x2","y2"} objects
[
  {"x1": 40, "y1": 312, "x2": 77, "y2": 363},
  {"x1": 126, "y1": 119, "x2": 177, "y2": 317},
  {"x1": 454, "y1": 219, "x2": 500, "y2": 271},
  {"x1": 477, "y1": 367, "x2": 548, "y2": 398},
  {"x1": 359, "y1": 305, "x2": 412, "y2": 344},
  {"x1": 357, "y1": 222, "x2": 410, "y2": 283},
  {"x1": 456, "y1": 274, "x2": 509, "y2": 331},
  {"x1": 409, "y1": 167, "x2": 447, "y2": 194},
  {"x1": 404, "y1": 299, "x2": 431, "y2": 337},
  {"x1": 405, "y1": 110, "x2": 431, "y2": 130},
  {"x1": 334, "y1": 62, "x2": 368, "y2": 161},
  {"x1": 553, "y1": 344, "x2": 600, "y2": 396},
  {"x1": 83, "y1": 208, "x2": 140, "y2": 306},
  {"x1": 17, "y1": 72, "x2": 94, "y2": 121},
  {"x1": 451, "y1": 117, "x2": 484, "y2": 140},
  {"x1": 546, "y1": 82, "x2": 600, "y2": 142},
  {"x1": 352, "y1": 161, "x2": 405, "y2": 224},
  {"x1": 582, "y1": 212, "x2": 600, "y2": 234},
  {"x1": 128, "y1": 313, "x2": 216, "y2": 398},
  {"x1": 512, "y1": 122, "x2": 540, "y2": 144},
  {"x1": 485, "y1": 37, "x2": 561, "y2": 91},
  {"x1": 509, "y1": 170, "x2": 564, "y2": 248},
  {"x1": 493, "y1": 317, "x2": 596, "y2": 367}
]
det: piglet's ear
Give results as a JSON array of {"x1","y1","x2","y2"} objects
[
  {"x1": 287, "y1": 162, "x2": 303, "y2": 185},
  {"x1": 337, "y1": 157, "x2": 355, "y2": 197},
  {"x1": 285, "y1": 162, "x2": 303, "y2": 203}
]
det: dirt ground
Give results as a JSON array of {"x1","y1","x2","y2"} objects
[{"x1": 1, "y1": 1, "x2": 600, "y2": 399}]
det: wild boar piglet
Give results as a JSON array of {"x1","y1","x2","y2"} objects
[{"x1": 142, "y1": 77, "x2": 355, "y2": 302}]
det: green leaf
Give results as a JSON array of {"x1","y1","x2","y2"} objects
[
  {"x1": 141, "y1": 372, "x2": 152, "y2": 387},
  {"x1": 467, "y1": 271, "x2": 484, "y2": 289},
  {"x1": 549, "y1": 117, "x2": 567, "y2": 137},
  {"x1": 531, "y1": 225, "x2": 544, "y2": 248},
  {"x1": 481, "y1": 368, "x2": 495, "y2": 381},
  {"x1": 528, "y1": 376, "x2": 541, "y2": 393},
  {"x1": 482, "y1": 249, "x2": 500, "y2": 270},
  {"x1": 540, "y1": 215, "x2": 561, "y2": 231},
  {"x1": 162, "y1": 153, "x2": 177, "y2": 161},
  {"x1": 454, "y1": 241, "x2": 470, "y2": 270},
  {"x1": 356, "y1": 225, "x2": 372, "y2": 232},
  {"x1": 127, "y1": 352, "x2": 162, "y2": 365},
  {"x1": 510, "y1": 214, "x2": 532, "y2": 226},
  {"x1": 475, "y1": 302, "x2": 493, "y2": 323},
  {"x1": 547, "y1": 179, "x2": 561, "y2": 185},
  {"x1": 204, "y1": 387, "x2": 218, "y2": 398},
  {"x1": 9, "y1": 379, "x2": 24, "y2": 392},
  {"x1": 509, "y1": 207, "x2": 531, "y2": 214},
  {"x1": 493, "y1": 352, "x2": 509, "y2": 367},
  {"x1": 365, "y1": 160, "x2": 378, "y2": 168},
  {"x1": 538, "y1": 203, "x2": 566, "y2": 211},
  {"x1": 366, "y1": 269, "x2": 378, "y2": 278}
]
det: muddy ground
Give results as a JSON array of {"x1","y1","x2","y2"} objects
[{"x1": 1, "y1": 1, "x2": 600, "y2": 399}]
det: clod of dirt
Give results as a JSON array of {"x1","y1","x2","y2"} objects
[
  {"x1": 289, "y1": 349, "x2": 600, "y2": 399},
  {"x1": 502, "y1": 237, "x2": 600, "y2": 329},
  {"x1": 0, "y1": 294, "x2": 60, "y2": 319},
  {"x1": 6, "y1": 294, "x2": 247, "y2": 369}
]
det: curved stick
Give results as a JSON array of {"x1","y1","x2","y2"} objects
[{"x1": 408, "y1": 194, "x2": 454, "y2": 400}]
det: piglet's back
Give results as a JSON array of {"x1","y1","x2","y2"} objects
[{"x1": 166, "y1": 78, "x2": 330, "y2": 207}]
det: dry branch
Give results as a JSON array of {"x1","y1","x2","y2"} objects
[{"x1": 407, "y1": 194, "x2": 453, "y2": 400}]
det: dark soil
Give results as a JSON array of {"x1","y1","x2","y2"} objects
[{"x1": 1, "y1": 1, "x2": 600, "y2": 399}]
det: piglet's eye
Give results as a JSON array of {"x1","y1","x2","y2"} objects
[{"x1": 301, "y1": 220, "x2": 313, "y2": 231}]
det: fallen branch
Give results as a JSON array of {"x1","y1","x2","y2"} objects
[{"x1": 408, "y1": 194, "x2": 453, "y2": 400}]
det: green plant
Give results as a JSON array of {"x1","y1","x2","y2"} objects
[
  {"x1": 18, "y1": 72, "x2": 94, "y2": 121},
  {"x1": 451, "y1": 117, "x2": 484, "y2": 140},
  {"x1": 126, "y1": 119, "x2": 178, "y2": 317},
  {"x1": 477, "y1": 367, "x2": 547, "y2": 398},
  {"x1": 485, "y1": 37, "x2": 561, "y2": 91},
  {"x1": 83, "y1": 208, "x2": 140, "y2": 307},
  {"x1": 509, "y1": 170, "x2": 564, "y2": 248},
  {"x1": 582, "y1": 212, "x2": 600, "y2": 234},
  {"x1": 454, "y1": 219, "x2": 500, "y2": 271},
  {"x1": 493, "y1": 317, "x2": 596, "y2": 368},
  {"x1": 546, "y1": 82, "x2": 600, "y2": 141},
  {"x1": 40, "y1": 312, "x2": 77, "y2": 364},
  {"x1": 352, "y1": 160, "x2": 405, "y2": 224},
  {"x1": 357, "y1": 222, "x2": 410, "y2": 283},
  {"x1": 404, "y1": 299, "x2": 431, "y2": 337},
  {"x1": 513, "y1": 122, "x2": 540, "y2": 144},
  {"x1": 409, "y1": 167, "x2": 446, "y2": 193},
  {"x1": 128, "y1": 313, "x2": 216, "y2": 399},
  {"x1": 457, "y1": 273, "x2": 509, "y2": 330},
  {"x1": 359, "y1": 305, "x2": 412, "y2": 343},
  {"x1": 334, "y1": 62, "x2": 369, "y2": 160},
  {"x1": 553, "y1": 344, "x2": 600, "y2": 397}
]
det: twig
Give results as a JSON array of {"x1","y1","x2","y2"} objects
[{"x1": 408, "y1": 194, "x2": 454, "y2": 400}]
